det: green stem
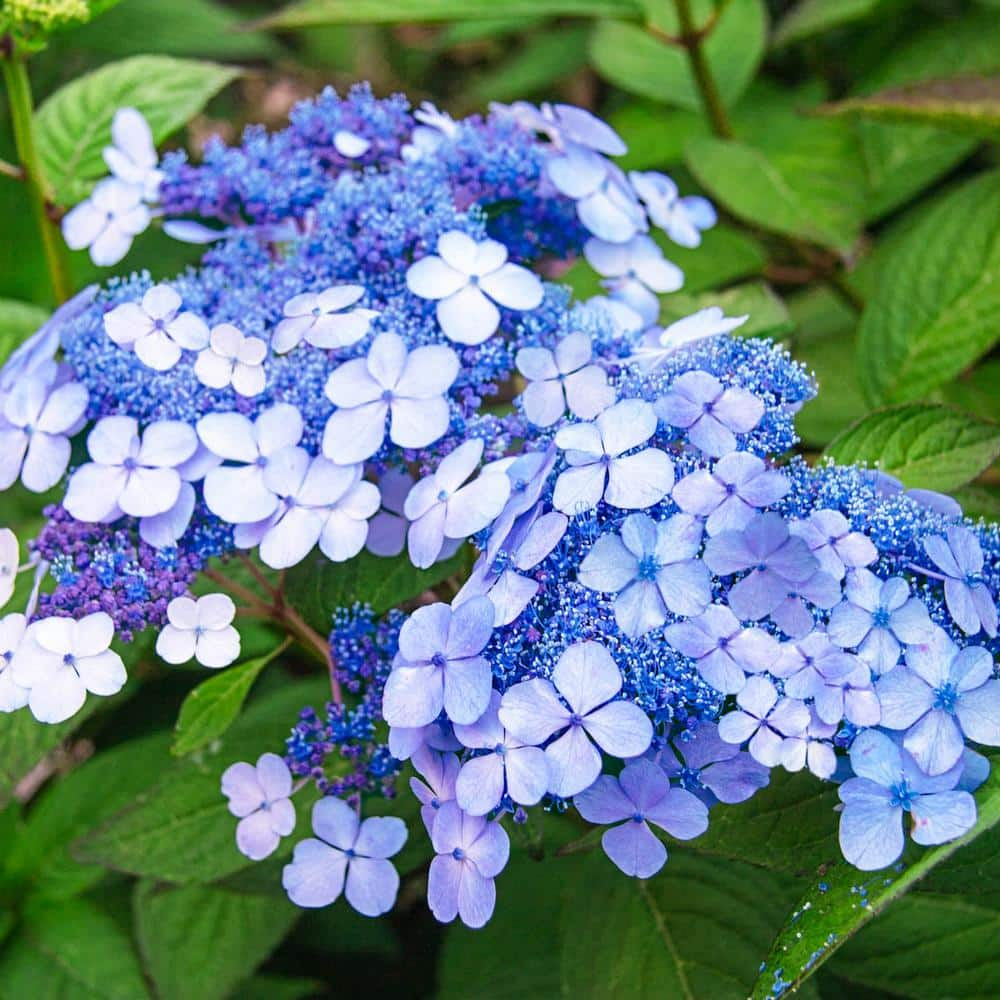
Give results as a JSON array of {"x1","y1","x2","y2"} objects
[
  {"x1": 1, "y1": 53, "x2": 73, "y2": 303},
  {"x1": 672, "y1": 0, "x2": 734, "y2": 139}
]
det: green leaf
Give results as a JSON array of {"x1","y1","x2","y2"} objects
[
  {"x1": 772, "y1": 0, "x2": 882, "y2": 49},
  {"x1": 257, "y1": 0, "x2": 640, "y2": 28},
  {"x1": 0, "y1": 897, "x2": 149, "y2": 1000},
  {"x1": 284, "y1": 546, "x2": 470, "y2": 635},
  {"x1": 171, "y1": 639, "x2": 291, "y2": 756},
  {"x1": 786, "y1": 287, "x2": 865, "y2": 447},
  {"x1": 239, "y1": 976, "x2": 326, "y2": 1000},
  {"x1": 133, "y1": 881, "x2": 300, "y2": 1000},
  {"x1": 688, "y1": 770, "x2": 839, "y2": 872},
  {"x1": 0, "y1": 299, "x2": 49, "y2": 365},
  {"x1": 852, "y1": 12, "x2": 1000, "y2": 219},
  {"x1": 609, "y1": 103, "x2": 709, "y2": 170},
  {"x1": 828, "y1": 894, "x2": 1000, "y2": 997},
  {"x1": 685, "y1": 87, "x2": 867, "y2": 255},
  {"x1": 35, "y1": 56, "x2": 240, "y2": 205},
  {"x1": 667, "y1": 225, "x2": 767, "y2": 294},
  {"x1": 72, "y1": 678, "x2": 326, "y2": 884},
  {"x1": 750, "y1": 762, "x2": 1000, "y2": 998},
  {"x1": 4, "y1": 731, "x2": 173, "y2": 900},
  {"x1": 825, "y1": 404, "x2": 1000, "y2": 492},
  {"x1": 58, "y1": 0, "x2": 279, "y2": 59},
  {"x1": 661, "y1": 281, "x2": 792, "y2": 339},
  {"x1": 856, "y1": 171, "x2": 1000, "y2": 405},
  {"x1": 588, "y1": 1, "x2": 767, "y2": 111},
  {"x1": 466, "y1": 27, "x2": 590, "y2": 105},
  {"x1": 822, "y1": 75, "x2": 1000, "y2": 138}
]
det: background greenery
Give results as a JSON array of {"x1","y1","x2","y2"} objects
[{"x1": 0, "y1": 1, "x2": 998, "y2": 997}]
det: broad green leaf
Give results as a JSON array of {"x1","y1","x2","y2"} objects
[
  {"x1": 4, "y1": 730, "x2": 173, "y2": 900},
  {"x1": 0, "y1": 897, "x2": 149, "y2": 1000},
  {"x1": 133, "y1": 881, "x2": 300, "y2": 1000},
  {"x1": 687, "y1": 770, "x2": 839, "y2": 872},
  {"x1": 284, "y1": 546, "x2": 470, "y2": 635},
  {"x1": 856, "y1": 171, "x2": 1000, "y2": 404},
  {"x1": 828, "y1": 894, "x2": 1000, "y2": 997},
  {"x1": 60, "y1": 0, "x2": 279, "y2": 59},
  {"x1": 951, "y1": 484, "x2": 1000, "y2": 522},
  {"x1": 588, "y1": 1, "x2": 767, "y2": 112},
  {"x1": 609, "y1": 103, "x2": 709, "y2": 170},
  {"x1": 750, "y1": 763, "x2": 1000, "y2": 998},
  {"x1": 667, "y1": 226, "x2": 767, "y2": 294},
  {"x1": 72, "y1": 678, "x2": 326, "y2": 884},
  {"x1": 171, "y1": 639, "x2": 291, "y2": 756},
  {"x1": 466, "y1": 27, "x2": 589, "y2": 105},
  {"x1": 240, "y1": 976, "x2": 326, "y2": 1000},
  {"x1": 35, "y1": 56, "x2": 240, "y2": 205},
  {"x1": 685, "y1": 87, "x2": 867, "y2": 254},
  {"x1": 823, "y1": 75, "x2": 1000, "y2": 139},
  {"x1": 660, "y1": 281, "x2": 792, "y2": 339},
  {"x1": 0, "y1": 699, "x2": 102, "y2": 808},
  {"x1": 852, "y1": 12, "x2": 1000, "y2": 219},
  {"x1": 772, "y1": 0, "x2": 882, "y2": 49},
  {"x1": 257, "y1": 0, "x2": 641, "y2": 28},
  {"x1": 787, "y1": 289, "x2": 866, "y2": 447},
  {"x1": 0, "y1": 299, "x2": 49, "y2": 365},
  {"x1": 825, "y1": 405, "x2": 1000, "y2": 493},
  {"x1": 439, "y1": 850, "x2": 816, "y2": 1000},
  {"x1": 936, "y1": 360, "x2": 1000, "y2": 426}
]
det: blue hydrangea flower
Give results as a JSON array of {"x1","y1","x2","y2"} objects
[
  {"x1": 453, "y1": 690, "x2": 550, "y2": 815},
  {"x1": 382, "y1": 598, "x2": 495, "y2": 728},
  {"x1": 717, "y1": 676, "x2": 809, "y2": 767},
  {"x1": 578, "y1": 512, "x2": 711, "y2": 636},
  {"x1": 322, "y1": 332, "x2": 460, "y2": 464},
  {"x1": 663, "y1": 604, "x2": 780, "y2": 695},
  {"x1": 876, "y1": 629, "x2": 1000, "y2": 775},
  {"x1": 498, "y1": 641, "x2": 653, "y2": 797},
  {"x1": 921, "y1": 526, "x2": 998, "y2": 638},
  {"x1": 827, "y1": 569, "x2": 936, "y2": 674},
  {"x1": 282, "y1": 797, "x2": 407, "y2": 915},
  {"x1": 659, "y1": 721, "x2": 770, "y2": 805},
  {"x1": 574, "y1": 758, "x2": 708, "y2": 878},
  {"x1": 654, "y1": 370, "x2": 764, "y2": 458},
  {"x1": 273, "y1": 284, "x2": 377, "y2": 354},
  {"x1": 221, "y1": 752, "x2": 296, "y2": 861},
  {"x1": 428, "y1": 801, "x2": 509, "y2": 928},
  {"x1": 838, "y1": 729, "x2": 976, "y2": 871},
  {"x1": 583, "y1": 235, "x2": 683, "y2": 326},
  {"x1": 410, "y1": 746, "x2": 460, "y2": 834},
  {"x1": 788, "y1": 509, "x2": 877, "y2": 581},
  {"x1": 779, "y1": 707, "x2": 838, "y2": 779},
  {"x1": 629, "y1": 171, "x2": 716, "y2": 248},
  {"x1": 672, "y1": 452, "x2": 789, "y2": 536},
  {"x1": 552, "y1": 400, "x2": 673, "y2": 514},
  {"x1": 515, "y1": 332, "x2": 615, "y2": 427}
]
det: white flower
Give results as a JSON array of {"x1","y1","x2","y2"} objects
[
  {"x1": 322, "y1": 331, "x2": 459, "y2": 464},
  {"x1": 194, "y1": 325, "x2": 268, "y2": 397},
  {"x1": 0, "y1": 529, "x2": 17, "y2": 611},
  {"x1": 102, "y1": 107, "x2": 163, "y2": 202},
  {"x1": 234, "y1": 451, "x2": 381, "y2": 569},
  {"x1": 0, "y1": 613, "x2": 29, "y2": 712},
  {"x1": 406, "y1": 231, "x2": 544, "y2": 345},
  {"x1": 583, "y1": 236, "x2": 683, "y2": 327},
  {"x1": 62, "y1": 178, "x2": 150, "y2": 267},
  {"x1": 272, "y1": 285, "x2": 378, "y2": 354},
  {"x1": 629, "y1": 171, "x2": 716, "y2": 248},
  {"x1": 103, "y1": 284, "x2": 210, "y2": 372},
  {"x1": 138, "y1": 445, "x2": 221, "y2": 550},
  {"x1": 0, "y1": 363, "x2": 88, "y2": 493},
  {"x1": 64, "y1": 416, "x2": 199, "y2": 522},
  {"x1": 197, "y1": 404, "x2": 304, "y2": 524},
  {"x1": 629, "y1": 308, "x2": 749, "y2": 371},
  {"x1": 515, "y1": 332, "x2": 615, "y2": 427},
  {"x1": 404, "y1": 439, "x2": 512, "y2": 569},
  {"x1": 402, "y1": 102, "x2": 459, "y2": 162},
  {"x1": 12, "y1": 612, "x2": 127, "y2": 724},
  {"x1": 333, "y1": 129, "x2": 370, "y2": 158},
  {"x1": 156, "y1": 594, "x2": 241, "y2": 668}
]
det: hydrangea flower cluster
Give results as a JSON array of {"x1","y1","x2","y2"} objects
[{"x1": 2, "y1": 85, "x2": 997, "y2": 932}]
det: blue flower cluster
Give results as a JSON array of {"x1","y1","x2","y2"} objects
[{"x1": 1, "y1": 84, "x2": 996, "y2": 933}]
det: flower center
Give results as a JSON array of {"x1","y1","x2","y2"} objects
[
  {"x1": 889, "y1": 780, "x2": 914, "y2": 812},
  {"x1": 872, "y1": 607, "x2": 891, "y2": 629},
  {"x1": 381, "y1": 389, "x2": 394, "y2": 403},
  {"x1": 934, "y1": 683, "x2": 960, "y2": 714},
  {"x1": 631, "y1": 812, "x2": 645, "y2": 824},
  {"x1": 494, "y1": 742, "x2": 507, "y2": 757},
  {"x1": 636, "y1": 554, "x2": 661, "y2": 581},
  {"x1": 431, "y1": 652, "x2": 448, "y2": 668},
  {"x1": 437, "y1": 489, "x2": 450, "y2": 502},
  {"x1": 569, "y1": 713, "x2": 584, "y2": 727},
  {"x1": 344, "y1": 848, "x2": 356, "y2": 859},
  {"x1": 452, "y1": 847, "x2": 465, "y2": 860}
]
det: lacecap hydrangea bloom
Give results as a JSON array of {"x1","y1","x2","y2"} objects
[{"x1": 0, "y1": 85, "x2": 993, "y2": 932}]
